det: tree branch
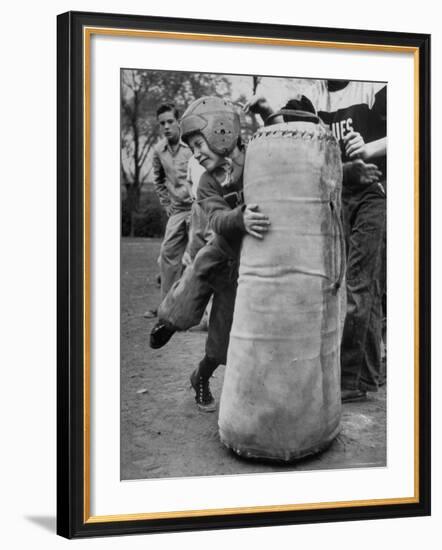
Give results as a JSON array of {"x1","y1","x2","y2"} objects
[{"x1": 139, "y1": 145, "x2": 151, "y2": 167}]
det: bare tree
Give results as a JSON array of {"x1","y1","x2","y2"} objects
[
  {"x1": 121, "y1": 69, "x2": 232, "y2": 236},
  {"x1": 121, "y1": 70, "x2": 158, "y2": 236}
]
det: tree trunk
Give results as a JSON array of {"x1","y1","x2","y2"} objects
[{"x1": 126, "y1": 184, "x2": 140, "y2": 238}]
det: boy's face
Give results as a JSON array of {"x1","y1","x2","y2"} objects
[
  {"x1": 187, "y1": 133, "x2": 225, "y2": 173},
  {"x1": 158, "y1": 110, "x2": 180, "y2": 143}
]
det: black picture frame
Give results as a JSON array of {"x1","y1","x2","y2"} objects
[{"x1": 57, "y1": 10, "x2": 431, "y2": 539}]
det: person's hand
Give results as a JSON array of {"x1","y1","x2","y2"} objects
[
  {"x1": 343, "y1": 131, "x2": 368, "y2": 160},
  {"x1": 345, "y1": 159, "x2": 382, "y2": 185},
  {"x1": 243, "y1": 204, "x2": 270, "y2": 239},
  {"x1": 243, "y1": 95, "x2": 274, "y2": 120}
]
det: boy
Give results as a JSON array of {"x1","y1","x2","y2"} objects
[
  {"x1": 150, "y1": 96, "x2": 270, "y2": 411},
  {"x1": 144, "y1": 104, "x2": 193, "y2": 318}
]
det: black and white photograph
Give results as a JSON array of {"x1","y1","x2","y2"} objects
[{"x1": 120, "y1": 69, "x2": 387, "y2": 480}]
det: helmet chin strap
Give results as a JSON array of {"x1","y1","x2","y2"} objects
[
  {"x1": 216, "y1": 148, "x2": 245, "y2": 188},
  {"x1": 216, "y1": 157, "x2": 233, "y2": 187},
  {"x1": 229, "y1": 146, "x2": 243, "y2": 165}
]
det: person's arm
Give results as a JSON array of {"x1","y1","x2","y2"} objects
[
  {"x1": 364, "y1": 138, "x2": 387, "y2": 159},
  {"x1": 344, "y1": 84, "x2": 387, "y2": 161},
  {"x1": 243, "y1": 95, "x2": 280, "y2": 125},
  {"x1": 344, "y1": 132, "x2": 387, "y2": 161},
  {"x1": 152, "y1": 149, "x2": 171, "y2": 214},
  {"x1": 343, "y1": 159, "x2": 382, "y2": 186},
  {"x1": 198, "y1": 175, "x2": 270, "y2": 240},
  {"x1": 197, "y1": 175, "x2": 246, "y2": 239}
]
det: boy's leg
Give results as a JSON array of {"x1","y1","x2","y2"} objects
[
  {"x1": 159, "y1": 210, "x2": 190, "y2": 300},
  {"x1": 190, "y1": 355, "x2": 218, "y2": 412},
  {"x1": 190, "y1": 271, "x2": 237, "y2": 412},
  {"x1": 150, "y1": 241, "x2": 227, "y2": 348},
  {"x1": 185, "y1": 202, "x2": 210, "y2": 264},
  {"x1": 158, "y1": 263, "x2": 212, "y2": 330},
  {"x1": 204, "y1": 280, "x2": 237, "y2": 366},
  {"x1": 150, "y1": 256, "x2": 213, "y2": 349},
  {"x1": 150, "y1": 262, "x2": 212, "y2": 348}
]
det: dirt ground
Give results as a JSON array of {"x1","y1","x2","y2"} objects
[{"x1": 121, "y1": 237, "x2": 386, "y2": 480}]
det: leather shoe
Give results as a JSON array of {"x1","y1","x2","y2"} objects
[
  {"x1": 150, "y1": 321, "x2": 176, "y2": 349},
  {"x1": 143, "y1": 308, "x2": 158, "y2": 319},
  {"x1": 341, "y1": 389, "x2": 367, "y2": 403}
]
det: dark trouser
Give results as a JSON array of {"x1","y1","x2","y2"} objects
[
  {"x1": 340, "y1": 181, "x2": 386, "y2": 392},
  {"x1": 205, "y1": 269, "x2": 237, "y2": 365},
  {"x1": 158, "y1": 236, "x2": 238, "y2": 367}
]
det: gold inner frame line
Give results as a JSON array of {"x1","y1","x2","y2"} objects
[
  {"x1": 82, "y1": 26, "x2": 420, "y2": 524},
  {"x1": 86, "y1": 26, "x2": 418, "y2": 53}
]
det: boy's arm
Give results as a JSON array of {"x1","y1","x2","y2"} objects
[
  {"x1": 197, "y1": 175, "x2": 246, "y2": 239},
  {"x1": 152, "y1": 149, "x2": 171, "y2": 213},
  {"x1": 198, "y1": 175, "x2": 270, "y2": 240}
]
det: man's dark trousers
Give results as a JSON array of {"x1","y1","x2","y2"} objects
[{"x1": 340, "y1": 181, "x2": 386, "y2": 392}]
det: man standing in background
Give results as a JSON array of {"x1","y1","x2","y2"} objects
[
  {"x1": 314, "y1": 80, "x2": 387, "y2": 402},
  {"x1": 144, "y1": 103, "x2": 193, "y2": 318}
]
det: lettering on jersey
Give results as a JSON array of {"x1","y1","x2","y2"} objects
[{"x1": 330, "y1": 117, "x2": 354, "y2": 142}]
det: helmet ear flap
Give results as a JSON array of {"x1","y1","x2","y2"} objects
[{"x1": 180, "y1": 114, "x2": 208, "y2": 146}]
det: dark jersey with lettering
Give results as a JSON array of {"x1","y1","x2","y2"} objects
[{"x1": 311, "y1": 81, "x2": 386, "y2": 179}]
